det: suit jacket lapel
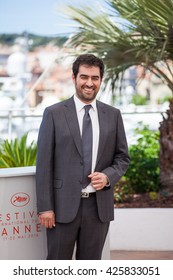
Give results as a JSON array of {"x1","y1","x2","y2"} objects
[
  {"x1": 63, "y1": 97, "x2": 82, "y2": 158},
  {"x1": 96, "y1": 101, "x2": 109, "y2": 168},
  {"x1": 63, "y1": 97, "x2": 109, "y2": 165}
]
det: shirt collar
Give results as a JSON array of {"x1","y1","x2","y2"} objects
[{"x1": 73, "y1": 94, "x2": 97, "y2": 112}]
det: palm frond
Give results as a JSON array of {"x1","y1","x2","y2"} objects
[{"x1": 62, "y1": 0, "x2": 173, "y2": 93}]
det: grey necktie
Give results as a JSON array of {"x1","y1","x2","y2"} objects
[{"x1": 82, "y1": 105, "x2": 93, "y2": 188}]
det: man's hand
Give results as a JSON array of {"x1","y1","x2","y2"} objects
[
  {"x1": 88, "y1": 172, "x2": 109, "y2": 190},
  {"x1": 38, "y1": 211, "x2": 55, "y2": 229}
]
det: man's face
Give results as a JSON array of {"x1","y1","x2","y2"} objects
[{"x1": 72, "y1": 64, "x2": 102, "y2": 104}]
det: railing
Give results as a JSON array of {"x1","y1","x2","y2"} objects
[
  {"x1": 0, "y1": 106, "x2": 167, "y2": 143},
  {"x1": 0, "y1": 108, "x2": 42, "y2": 142}
]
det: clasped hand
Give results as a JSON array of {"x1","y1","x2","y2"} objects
[{"x1": 88, "y1": 172, "x2": 109, "y2": 190}]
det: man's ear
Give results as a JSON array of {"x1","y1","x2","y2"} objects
[{"x1": 72, "y1": 74, "x2": 75, "y2": 82}]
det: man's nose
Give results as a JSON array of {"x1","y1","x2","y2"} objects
[{"x1": 85, "y1": 78, "x2": 93, "y2": 86}]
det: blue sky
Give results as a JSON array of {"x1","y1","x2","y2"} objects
[{"x1": 0, "y1": 0, "x2": 106, "y2": 36}]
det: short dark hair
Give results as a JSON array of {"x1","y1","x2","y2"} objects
[{"x1": 72, "y1": 54, "x2": 104, "y2": 79}]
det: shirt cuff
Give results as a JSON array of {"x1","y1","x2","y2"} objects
[{"x1": 39, "y1": 210, "x2": 54, "y2": 214}]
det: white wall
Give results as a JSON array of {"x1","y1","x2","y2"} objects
[{"x1": 110, "y1": 208, "x2": 173, "y2": 251}]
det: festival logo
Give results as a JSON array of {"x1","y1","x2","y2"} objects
[{"x1": 10, "y1": 192, "x2": 30, "y2": 207}]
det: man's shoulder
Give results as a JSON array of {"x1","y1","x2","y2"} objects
[
  {"x1": 44, "y1": 97, "x2": 73, "y2": 112},
  {"x1": 97, "y1": 100, "x2": 120, "y2": 113}
]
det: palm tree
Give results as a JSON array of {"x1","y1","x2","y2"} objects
[{"x1": 62, "y1": 0, "x2": 173, "y2": 190}]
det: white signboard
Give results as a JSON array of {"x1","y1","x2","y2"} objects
[{"x1": 0, "y1": 167, "x2": 47, "y2": 260}]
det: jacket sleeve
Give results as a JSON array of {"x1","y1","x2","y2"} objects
[
  {"x1": 36, "y1": 108, "x2": 55, "y2": 213},
  {"x1": 102, "y1": 111, "x2": 130, "y2": 187}
]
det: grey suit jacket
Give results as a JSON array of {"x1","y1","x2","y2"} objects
[{"x1": 36, "y1": 96, "x2": 130, "y2": 223}]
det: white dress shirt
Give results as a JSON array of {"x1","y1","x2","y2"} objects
[{"x1": 74, "y1": 94, "x2": 100, "y2": 193}]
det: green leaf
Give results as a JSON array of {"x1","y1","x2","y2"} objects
[{"x1": 0, "y1": 133, "x2": 37, "y2": 168}]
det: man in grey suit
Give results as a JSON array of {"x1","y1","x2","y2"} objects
[{"x1": 36, "y1": 54, "x2": 130, "y2": 260}]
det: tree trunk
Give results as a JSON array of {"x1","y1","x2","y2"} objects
[{"x1": 159, "y1": 98, "x2": 173, "y2": 190}]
